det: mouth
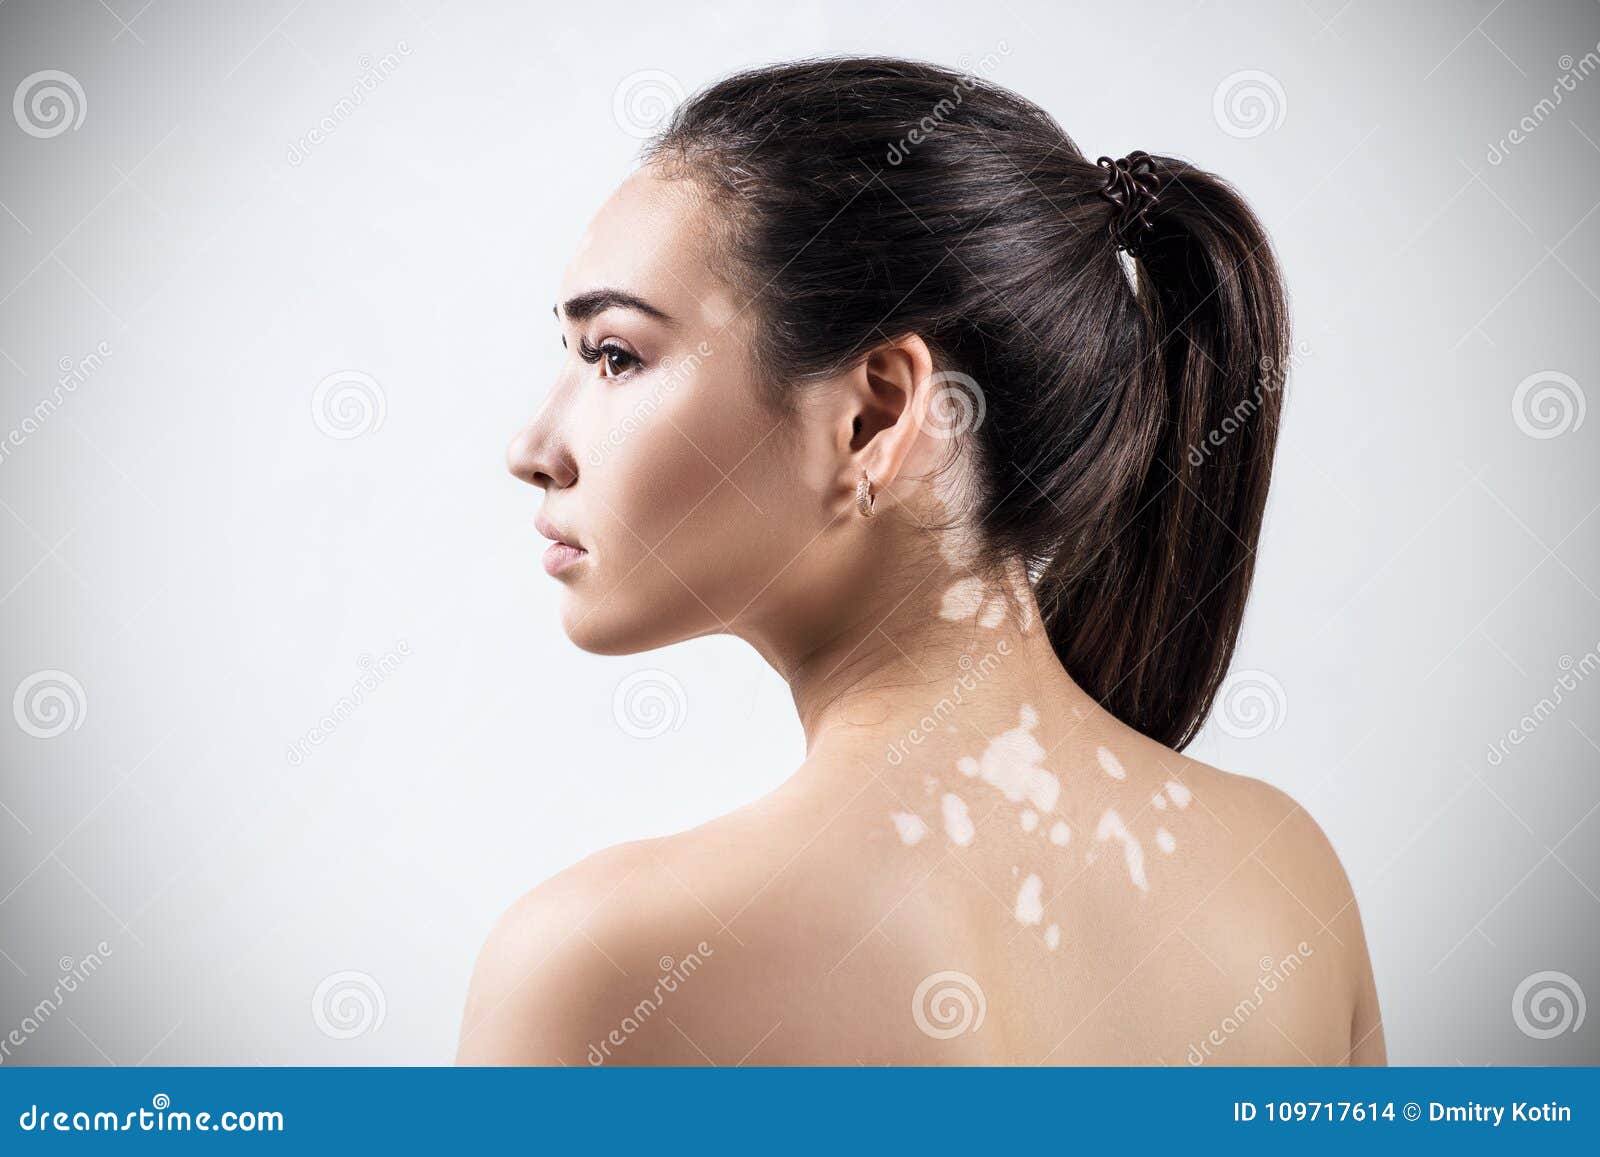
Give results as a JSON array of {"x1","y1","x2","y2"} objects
[
  {"x1": 542, "y1": 541, "x2": 588, "y2": 576},
  {"x1": 535, "y1": 512, "x2": 590, "y2": 577}
]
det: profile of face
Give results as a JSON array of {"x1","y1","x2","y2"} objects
[
  {"x1": 506, "y1": 169, "x2": 929, "y2": 657},
  {"x1": 504, "y1": 57, "x2": 1289, "y2": 751}
]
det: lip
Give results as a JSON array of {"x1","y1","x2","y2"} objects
[
  {"x1": 542, "y1": 541, "x2": 588, "y2": 576},
  {"x1": 535, "y1": 512, "x2": 589, "y2": 577}
]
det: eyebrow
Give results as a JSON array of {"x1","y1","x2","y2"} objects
[{"x1": 555, "y1": 289, "x2": 676, "y2": 326}]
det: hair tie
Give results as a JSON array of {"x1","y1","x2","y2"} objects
[{"x1": 1096, "y1": 151, "x2": 1161, "y2": 257}]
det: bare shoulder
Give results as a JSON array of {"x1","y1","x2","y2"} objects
[
  {"x1": 1180, "y1": 759, "x2": 1361, "y2": 937},
  {"x1": 456, "y1": 836, "x2": 720, "y2": 1065},
  {"x1": 1154, "y1": 753, "x2": 1386, "y2": 1063},
  {"x1": 456, "y1": 773, "x2": 973, "y2": 1066}
]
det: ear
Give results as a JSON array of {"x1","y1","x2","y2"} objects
[{"x1": 835, "y1": 333, "x2": 937, "y2": 499}]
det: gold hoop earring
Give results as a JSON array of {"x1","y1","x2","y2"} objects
[{"x1": 855, "y1": 470, "x2": 875, "y2": 518}]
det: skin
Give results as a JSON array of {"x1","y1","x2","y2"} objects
[{"x1": 461, "y1": 168, "x2": 1385, "y2": 1066}]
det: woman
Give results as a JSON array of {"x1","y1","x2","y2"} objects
[{"x1": 458, "y1": 57, "x2": 1384, "y2": 1066}]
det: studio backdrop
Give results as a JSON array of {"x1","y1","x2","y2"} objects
[{"x1": 1, "y1": 0, "x2": 1597, "y2": 1065}]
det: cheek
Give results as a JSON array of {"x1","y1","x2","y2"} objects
[
  {"x1": 584, "y1": 372, "x2": 811, "y2": 617},
  {"x1": 588, "y1": 385, "x2": 742, "y2": 544}
]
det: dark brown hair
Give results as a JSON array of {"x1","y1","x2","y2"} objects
[{"x1": 647, "y1": 57, "x2": 1289, "y2": 750}]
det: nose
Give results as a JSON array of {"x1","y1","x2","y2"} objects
[{"x1": 507, "y1": 395, "x2": 578, "y2": 491}]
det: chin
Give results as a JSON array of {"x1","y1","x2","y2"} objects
[
  {"x1": 558, "y1": 597, "x2": 659, "y2": 656},
  {"x1": 558, "y1": 586, "x2": 715, "y2": 657},
  {"x1": 558, "y1": 598, "x2": 627, "y2": 655}
]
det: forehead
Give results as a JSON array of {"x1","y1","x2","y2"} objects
[{"x1": 560, "y1": 168, "x2": 741, "y2": 332}]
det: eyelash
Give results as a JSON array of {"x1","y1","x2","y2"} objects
[{"x1": 574, "y1": 337, "x2": 642, "y2": 378}]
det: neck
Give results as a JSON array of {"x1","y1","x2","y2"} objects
[{"x1": 747, "y1": 556, "x2": 1093, "y2": 767}]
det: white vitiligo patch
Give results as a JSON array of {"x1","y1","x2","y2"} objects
[
  {"x1": 1096, "y1": 745, "x2": 1127, "y2": 781},
  {"x1": 1020, "y1": 809, "x2": 1039, "y2": 832},
  {"x1": 890, "y1": 812, "x2": 929, "y2": 846},
  {"x1": 1155, "y1": 827, "x2": 1176, "y2": 854},
  {"x1": 942, "y1": 793, "x2": 976, "y2": 847},
  {"x1": 1095, "y1": 808, "x2": 1148, "y2": 892},
  {"x1": 923, "y1": 776, "x2": 937, "y2": 795},
  {"x1": 1049, "y1": 821, "x2": 1071, "y2": 847},
  {"x1": 939, "y1": 576, "x2": 985, "y2": 621},
  {"x1": 1044, "y1": 923, "x2": 1061, "y2": 950},
  {"x1": 955, "y1": 704, "x2": 1060, "y2": 813},
  {"x1": 1151, "y1": 793, "x2": 1168, "y2": 810},
  {"x1": 1014, "y1": 873, "x2": 1044, "y2": 926},
  {"x1": 939, "y1": 575, "x2": 1010, "y2": 630},
  {"x1": 1165, "y1": 780, "x2": 1192, "y2": 809}
]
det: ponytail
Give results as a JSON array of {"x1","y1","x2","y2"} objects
[
  {"x1": 651, "y1": 59, "x2": 1290, "y2": 750},
  {"x1": 1034, "y1": 156, "x2": 1290, "y2": 749}
]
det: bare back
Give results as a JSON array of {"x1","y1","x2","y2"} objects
[{"x1": 458, "y1": 698, "x2": 1384, "y2": 1066}]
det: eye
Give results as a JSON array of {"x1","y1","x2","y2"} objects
[{"x1": 577, "y1": 338, "x2": 642, "y2": 378}]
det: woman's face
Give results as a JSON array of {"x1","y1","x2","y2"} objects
[{"x1": 507, "y1": 169, "x2": 852, "y2": 655}]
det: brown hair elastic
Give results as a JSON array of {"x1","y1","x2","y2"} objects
[{"x1": 1096, "y1": 151, "x2": 1162, "y2": 257}]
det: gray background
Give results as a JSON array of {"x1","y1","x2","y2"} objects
[{"x1": 0, "y1": 0, "x2": 1596, "y2": 1065}]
